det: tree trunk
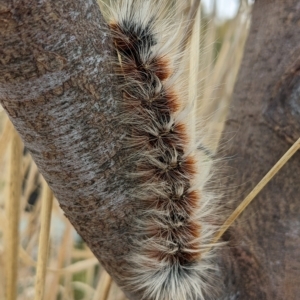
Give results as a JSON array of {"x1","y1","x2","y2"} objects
[
  {"x1": 0, "y1": 1, "x2": 138, "y2": 298},
  {"x1": 219, "y1": 0, "x2": 300, "y2": 299}
]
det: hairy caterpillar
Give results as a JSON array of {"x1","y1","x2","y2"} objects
[{"x1": 105, "y1": 1, "x2": 222, "y2": 299}]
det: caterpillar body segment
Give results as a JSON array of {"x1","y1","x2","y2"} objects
[{"x1": 106, "y1": 1, "x2": 222, "y2": 299}]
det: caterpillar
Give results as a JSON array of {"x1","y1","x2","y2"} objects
[{"x1": 105, "y1": 1, "x2": 222, "y2": 299}]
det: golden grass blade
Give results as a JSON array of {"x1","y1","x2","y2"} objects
[
  {"x1": 23, "y1": 201, "x2": 41, "y2": 255},
  {"x1": 71, "y1": 281, "x2": 95, "y2": 299},
  {"x1": 200, "y1": 24, "x2": 236, "y2": 124},
  {"x1": 212, "y1": 138, "x2": 300, "y2": 245},
  {"x1": 0, "y1": 253, "x2": 5, "y2": 300},
  {"x1": 179, "y1": 0, "x2": 201, "y2": 54},
  {"x1": 0, "y1": 210, "x2": 6, "y2": 232},
  {"x1": 188, "y1": 0, "x2": 201, "y2": 146},
  {"x1": 34, "y1": 179, "x2": 53, "y2": 300},
  {"x1": 60, "y1": 224, "x2": 74, "y2": 300},
  {"x1": 5, "y1": 129, "x2": 22, "y2": 300},
  {"x1": 19, "y1": 245, "x2": 37, "y2": 267},
  {"x1": 198, "y1": 4, "x2": 251, "y2": 160},
  {"x1": 45, "y1": 223, "x2": 72, "y2": 300},
  {"x1": 93, "y1": 270, "x2": 112, "y2": 300},
  {"x1": 0, "y1": 119, "x2": 13, "y2": 162},
  {"x1": 198, "y1": 1, "x2": 216, "y2": 105},
  {"x1": 48, "y1": 257, "x2": 99, "y2": 274},
  {"x1": 22, "y1": 161, "x2": 39, "y2": 207},
  {"x1": 71, "y1": 248, "x2": 94, "y2": 260},
  {"x1": 205, "y1": 15, "x2": 250, "y2": 152},
  {"x1": 83, "y1": 266, "x2": 95, "y2": 300},
  {"x1": 107, "y1": 281, "x2": 128, "y2": 300}
]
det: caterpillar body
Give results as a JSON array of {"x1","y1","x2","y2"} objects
[{"x1": 106, "y1": 1, "x2": 222, "y2": 299}]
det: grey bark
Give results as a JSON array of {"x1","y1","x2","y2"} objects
[
  {"x1": 219, "y1": 0, "x2": 300, "y2": 299},
  {"x1": 0, "y1": 1, "x2": 137, "y2": 298}
]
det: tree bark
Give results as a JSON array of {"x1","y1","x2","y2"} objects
[
  {"x1": 0, "y1": 1, "x2": 137, "y2": 298},
  {"x1": 219, "y1": 0, "x2": 300, "y2": 299}
]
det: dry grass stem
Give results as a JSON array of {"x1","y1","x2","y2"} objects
[
  {"x1": 93, "y1": 270, "x2": 112, "y2": 300},
  {"x1": 180, "y1": 0, "x2": 201, "y2": 54},
  {"x1": 34, "y1": 179, "x2": 53, "y2": 300},
  {"x1": 212, "y1": 137, "x2": 300, "y2": 245},
  {"x1": 19, "y1": 245, "x2": 37, "y2": 267},
  {"x1": 0, "y1": 120, "x2": 13, "y2": 162},
  {"x1": 5, "y1": 130, "x2": 23, "y2": 300},
  {"x1": 188, "y1": 0, "x2": 201, "y2": 146},
  {"x1": 45, "y1": 223, "x2": 72, "y2": 300},
  {"x1": 48, "y1": 257, "x2": 99, "y2": 274}
]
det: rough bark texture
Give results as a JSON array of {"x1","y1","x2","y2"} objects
[
  {"x1": 0, "y1": 1, "x2": 137, "y2": 298},
  {"x1": 219, "y1": 0, "x2": 300, "y2": 299}
]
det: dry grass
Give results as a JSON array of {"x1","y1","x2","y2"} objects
[
  {"x1": 210, "y1": 137, "x2": 300, "y2": 250},
  {"x1": 0, "y1": 1, "x2": 252, "y2": 299}
]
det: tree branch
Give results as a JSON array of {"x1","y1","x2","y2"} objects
[
  {"x1": 0, "y1": 1, "x2": 138, "y2": 298},
  {"x1": 219, "y1": 0, "x2": 300, "y2": 298}
]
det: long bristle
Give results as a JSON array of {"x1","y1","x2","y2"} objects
[{"x1": 107, "y1": 1, "x2": 221, "y2": 299}]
